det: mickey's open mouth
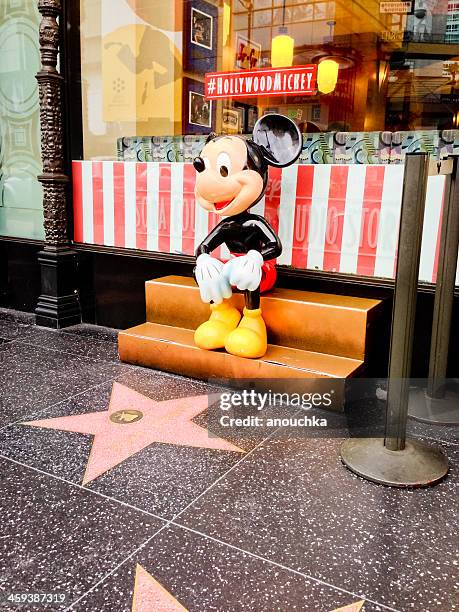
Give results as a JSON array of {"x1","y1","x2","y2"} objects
[{"x1": 213, "y1": 198, "x2": 234, "y2": 211}]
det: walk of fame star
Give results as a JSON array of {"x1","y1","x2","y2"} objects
[
  {"x1": 331, "y1": 601, "x2": 365, "y2": 612},
  {"x1": 22, "y1": 382, "x2": 243, "y2": 485},
  {"x1": 132, "y1": 564, "x2": 188, "y2": 611},
  {"x1": 130, "y1": 564, "x2": 365, "y2": 612}
]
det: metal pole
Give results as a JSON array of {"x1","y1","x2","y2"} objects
[
  {"x1": 384, "y1": 153, "x2": 430, "y2": 451},
  {"x1": 408, "y1": 157, "x2": 459, "y2": 425},
  {"x1": 340, "y1": 153, "x2": 449, "y2": 487},
  {"x1": 427, "y1": 157, "x2": 459, "y2": 399}
]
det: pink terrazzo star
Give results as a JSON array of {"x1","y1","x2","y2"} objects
[
  {"x1": 132, "y1": 564, "x2": 188, "y2": 611},
  {"x1": 331, "y1": 601, "x2": 365, "y2": 612},
  {"x1": 22, "y1": 382, "x2": 243, "y2": 485}
]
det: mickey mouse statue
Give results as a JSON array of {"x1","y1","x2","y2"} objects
[{"x1": 192, "y1": 113, "x2": 302, "y2": 359}]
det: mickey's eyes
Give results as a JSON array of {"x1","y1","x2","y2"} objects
[
  {"x1": 193, "y1": 157, "x2": 205, "y2": 173},
  {"x1": 216, "y1": 152, "x2": 231, "y2": 177},
  {"x1": 193, "y1": 157, "x2": 211, "y2": 173}
]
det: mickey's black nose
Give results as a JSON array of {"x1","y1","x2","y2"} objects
[{"x1": 193, "y1": 157, "x2": 206, "y2": 173}]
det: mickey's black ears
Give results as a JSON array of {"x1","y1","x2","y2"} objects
[
  {"x1": 252, "y1": 114, "x2": 302, "y2": 168},
  {"x1": 206, "y1": 132, "x2": 218, "y2": 143}
]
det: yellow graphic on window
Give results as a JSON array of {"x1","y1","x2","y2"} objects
[{"x1": 102, "y1": 23, "x2": 182, "y2": 128}]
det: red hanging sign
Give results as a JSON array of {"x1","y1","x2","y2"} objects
[{"x1": 205, "y1": 65, "x2": 317, "y2": 100}]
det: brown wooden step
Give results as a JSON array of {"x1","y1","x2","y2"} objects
[
  {"x1": 118, "y1": 322, "x2": 364, "y2": 410},
  {"x1": 145, "y1": 275, "x2": 382, "y2": 361}
]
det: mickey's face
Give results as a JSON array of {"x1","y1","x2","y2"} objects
[{"x1": 193, "y1": 136, "x2": 265, "y2": 217}]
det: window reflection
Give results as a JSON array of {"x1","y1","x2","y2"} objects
[{"x1": 79, "y1": 0, "x2": 459, "y2": 160}]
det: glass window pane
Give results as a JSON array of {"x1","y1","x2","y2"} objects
[
  {"x1": 77, "y1": 0, "x2": 459, "y2": 158},
  {"x1": 0, "y1": 1, "x2": 43, "y2": 240}
]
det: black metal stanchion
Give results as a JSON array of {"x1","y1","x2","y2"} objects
[
  {"x1": 341, "y1": 153, "x2": 449, "y2": 487},
  {"x1": 408, "y1": 157, "x2": 459, "y2": 425}
]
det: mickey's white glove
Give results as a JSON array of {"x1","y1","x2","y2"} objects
[
  {"x1": 223, "y1": 250, "x2": 263, "y2": 292},
  {"x1": 195, "y1": 253, "x2": 232, "y2": 304}
]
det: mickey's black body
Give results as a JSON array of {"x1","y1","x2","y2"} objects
[
  {"x1": 195, "y1": 213, "x2": 282, "y2": 309},
  {"x1": 196, "y1": 212, "x2": 282, "y2": 261},
  {"x1": 192, "y1": 113, "x2": 302, "y2": 359}
]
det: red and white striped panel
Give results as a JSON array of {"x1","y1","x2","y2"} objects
[{"x1": 72, "y1": 161, "x2": 456, "y2": 284}]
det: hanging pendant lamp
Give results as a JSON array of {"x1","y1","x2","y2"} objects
[
  {"x1": 271, "y1": 0, "x2": 294, "y2": 67},
  {"x1": 317, "y1": 58, "x2": 339, "y2": 94}
]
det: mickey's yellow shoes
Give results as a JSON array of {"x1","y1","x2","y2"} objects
[
  {"x1": 225, "y1": 307, "x2": 267, "y2": 359},
  {"x1": 194, "y1": 301, "x2": 241, "y2": 350}
]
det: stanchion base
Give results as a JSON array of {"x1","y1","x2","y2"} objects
[
  {"x1": 340, "y1": 437, "x2": 448, "y2": 488},
  {"x1": 408, "y1": 387, "x2": 459, "y2": 425}
]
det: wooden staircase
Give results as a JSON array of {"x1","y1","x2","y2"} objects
[{"x1": 118, "y1": 276, "x2": 383, "y2": 410}]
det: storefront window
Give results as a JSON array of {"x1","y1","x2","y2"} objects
[
  {"x1": 79, "y1": 0, "x2": 459, "y2": 161},
  {"x1": 74, "y1": 0, "x2": 457, "y2": 285},
  {"x1": 0, "y1": 1, "x2": 43, "y2": 240}
]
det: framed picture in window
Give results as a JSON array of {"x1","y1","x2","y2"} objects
[
  {"x1": 233, "y1": 102, "x2": 257, "y2": 133},
  {"x1": 184, "y1": 0, "x2": 218, "y2": 73},
  {"x1": 312, "y1": 104, "x2": 321, "y2": 122},
  {"x1": 183, "y1": 77, "x2": 215, "y2": 134},
  {"x1": 247, "y1": 106, "x2": 259, "y2": 131},
  {"x1": 222, "y1": 108, "x2": 240, "y2": 133},
  {"x1": 236, "y1": 107, "x2": 245, "y2": 133},
  {"x1": 235, "y1": 34, "x2": 262, "y2": 70},
  {"x1": 191, "y1": 7, "x2": 213, "y2": 49}
]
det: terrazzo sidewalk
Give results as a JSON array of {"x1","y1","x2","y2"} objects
[{"x1": 0, "y1": 308, "x2": 457, "y2": 612}]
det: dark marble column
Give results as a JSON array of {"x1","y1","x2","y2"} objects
[{"x1": 35, "y1": 0, "x2": 81, "y2": 328}]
